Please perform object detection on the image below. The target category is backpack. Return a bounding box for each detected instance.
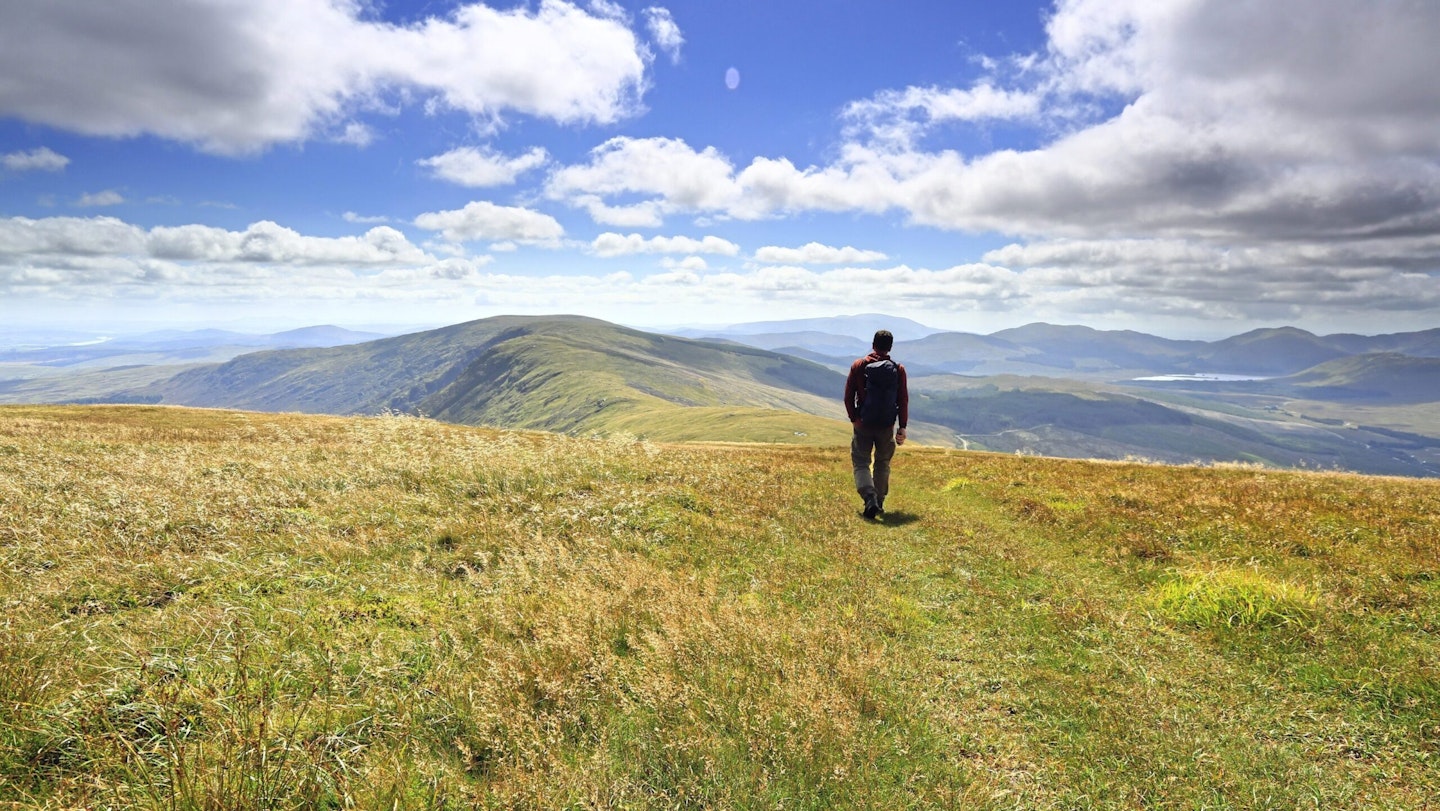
[858,358,899,427]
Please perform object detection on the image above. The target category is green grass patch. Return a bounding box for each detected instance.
[1147,568,1319,628]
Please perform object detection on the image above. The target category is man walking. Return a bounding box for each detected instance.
[844,329,909,519]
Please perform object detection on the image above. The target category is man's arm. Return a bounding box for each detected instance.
[843,359,863,424]
[895,364,909,444]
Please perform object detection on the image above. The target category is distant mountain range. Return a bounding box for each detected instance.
[671,313,944,341]
[120,325,389,350]
[1140,352,1440,404]
[2,314,1436,476]
[690,319,1440,380]
[0,325,387,368]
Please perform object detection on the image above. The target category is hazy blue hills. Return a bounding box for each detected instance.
[987,323,1206,370]
[1195,327,1351,376]
[698,331,872,359]
[673,313,944,341]
[674,315,945,368]
[1121,353,1440,405]
[980,324,1440,377]
[0,324,387,368]
[1323,327,1440,357]
[1172,353,1440,404]
[719,319,1440,381]
[915,383,1438,478]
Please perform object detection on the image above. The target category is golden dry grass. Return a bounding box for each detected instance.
[1,404,1437,809]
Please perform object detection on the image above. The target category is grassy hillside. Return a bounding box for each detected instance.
[2,405,1437,808]
[1286,353,1440,403]
[988,323,1203,373]
[0,363,188,404]
[1196,327,1348,375]
[1324,327,1440,357]
[142,315,860,446]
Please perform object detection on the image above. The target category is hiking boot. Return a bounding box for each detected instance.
[863,497,880,520]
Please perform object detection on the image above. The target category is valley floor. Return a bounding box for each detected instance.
[2,405,1437,808]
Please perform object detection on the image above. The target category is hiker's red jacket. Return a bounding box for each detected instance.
[844,351,909,429]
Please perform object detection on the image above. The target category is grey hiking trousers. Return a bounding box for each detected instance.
[851,423,897,505]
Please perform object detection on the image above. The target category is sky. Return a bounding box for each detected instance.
[2,0,1439,340]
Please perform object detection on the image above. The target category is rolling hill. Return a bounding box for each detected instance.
[1193,327,1350,376]
[1285,353,1440,402]
[137,315,864,445]
[988,323,1206,372]
[1323,327,1440,357]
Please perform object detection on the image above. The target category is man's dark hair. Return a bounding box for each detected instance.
[872,329,894,352]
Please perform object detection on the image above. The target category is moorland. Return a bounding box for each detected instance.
[1,405,1437,808]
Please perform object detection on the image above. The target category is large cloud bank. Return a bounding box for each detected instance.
[0,0,654,154]
[540,0,1440,323]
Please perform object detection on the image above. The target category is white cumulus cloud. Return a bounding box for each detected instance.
[753,242,887,265]
[414,200,565,244]
[644,7,684,63]
[548,137,909,223]
[590,232,739,257]
[0,216,146,257]
[147,222,430,265]
[659,256,708,272]
[419,146,550,187]
[77,191,126,207]
[0,214,518,315]
[2,147,70,172]
[0,216,432,267]
[547,137,742,222]
[843,84,1042,149]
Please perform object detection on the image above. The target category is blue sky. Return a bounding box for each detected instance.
[2,0,1439,339]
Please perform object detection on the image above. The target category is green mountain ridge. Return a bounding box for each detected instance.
[6,314,1438,476]
[140,315,862,445]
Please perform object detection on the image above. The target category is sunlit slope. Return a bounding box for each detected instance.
[1284,353,1440,403]
[2,405,1437,808]
[147,315,858,444]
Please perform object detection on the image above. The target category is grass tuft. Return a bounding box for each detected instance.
[1148,568,1319,628]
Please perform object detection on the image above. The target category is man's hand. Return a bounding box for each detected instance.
[853,419,863,431]
[895,427,907,446]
